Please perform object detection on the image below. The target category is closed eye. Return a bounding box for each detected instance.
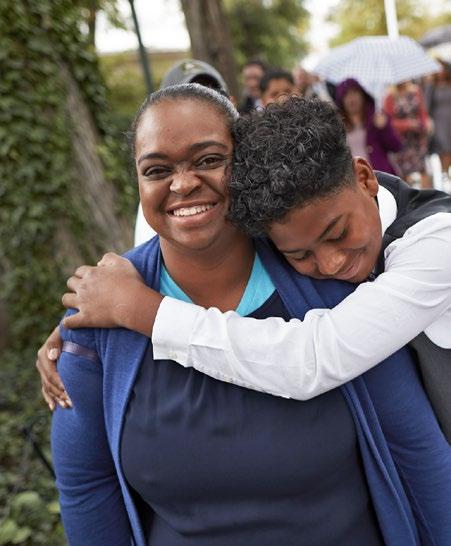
[328,228,348,242]
[293,250,312,261]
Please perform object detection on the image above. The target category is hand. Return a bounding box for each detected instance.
[408,118,422,131]
[36,326,72,411]
[61,253,146,330]
[373,112,387,128]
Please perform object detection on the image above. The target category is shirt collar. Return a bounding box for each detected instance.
[377,183,397,236]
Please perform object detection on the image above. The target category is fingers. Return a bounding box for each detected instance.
[41,386,55,412]
[66,275,81,292]
[47,325,63,348]
[62,292,79,309]
[73,264,95,278]
[62,312,86,330]
[97,252,121,267]
[37,358,72,410]
[36,326,72,410]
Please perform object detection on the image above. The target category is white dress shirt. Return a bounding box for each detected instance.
[152,185,451,400]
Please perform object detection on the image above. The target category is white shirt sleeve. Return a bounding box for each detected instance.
[152,213,451,400]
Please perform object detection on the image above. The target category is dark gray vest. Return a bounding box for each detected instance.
[376,172,451,442]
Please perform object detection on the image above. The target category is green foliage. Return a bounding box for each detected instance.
[224,0,310,69]
[0,347,65,545]
[99,49,189,132]
[0,1,135,542]
[329,0,451,46]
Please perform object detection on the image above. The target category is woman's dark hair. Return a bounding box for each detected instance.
[129,83,238,157]
[335,78,374,130]
[243,58,267,72]
[260,69,294,94]
[228,96,355,236]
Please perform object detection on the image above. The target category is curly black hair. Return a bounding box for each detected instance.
[228,96,355,236]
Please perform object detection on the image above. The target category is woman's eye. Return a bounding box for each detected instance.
[143,166,170,179]
[196,155,225,169]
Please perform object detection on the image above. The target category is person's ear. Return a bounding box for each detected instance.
[353,157,378,197]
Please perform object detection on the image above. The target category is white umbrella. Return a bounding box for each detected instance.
[313,35,441,109]
[420,25,451,49]
[427,43,451,63]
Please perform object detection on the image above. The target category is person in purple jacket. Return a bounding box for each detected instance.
[335,78,401,175]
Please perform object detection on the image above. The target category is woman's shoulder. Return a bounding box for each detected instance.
[58,236,161,350]
[123,235,160,281]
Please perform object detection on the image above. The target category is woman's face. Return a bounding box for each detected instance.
[135,99,235,252]
[342,87,364,117]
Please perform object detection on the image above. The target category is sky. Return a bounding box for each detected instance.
[95,0,446,69]
[95,0,341,68]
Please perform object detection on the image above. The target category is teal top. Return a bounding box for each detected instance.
[160,252,275,316]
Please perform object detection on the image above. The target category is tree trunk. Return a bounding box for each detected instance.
[60,61,132,269]
[87,3,97,47]
[180,0,239,99]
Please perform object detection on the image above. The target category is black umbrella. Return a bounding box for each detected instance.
[420,25,451,49]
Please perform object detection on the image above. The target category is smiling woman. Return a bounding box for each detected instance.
[135,96,235,254]
[48,88,451,545]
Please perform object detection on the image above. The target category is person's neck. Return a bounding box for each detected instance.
[160,231,255,312]
[350,113,364,128]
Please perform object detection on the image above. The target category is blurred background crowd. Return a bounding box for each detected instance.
[0,0,450,544]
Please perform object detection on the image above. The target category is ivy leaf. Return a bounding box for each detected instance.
[0,519,19,545]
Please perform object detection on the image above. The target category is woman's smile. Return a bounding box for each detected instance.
[167,201,222,227]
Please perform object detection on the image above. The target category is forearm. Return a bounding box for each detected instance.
[120,283,163,337]
[153,284,431,400]
[153,253,450,400]
[152,221,451,400]
[377,121,402,152]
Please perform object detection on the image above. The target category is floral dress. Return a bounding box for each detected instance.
[384,85,429,177]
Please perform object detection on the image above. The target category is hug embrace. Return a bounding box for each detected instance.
[40,86,451,545]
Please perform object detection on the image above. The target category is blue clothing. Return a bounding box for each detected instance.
[52,236,451,546]
[160,252,275,315]
[122,289,382,545]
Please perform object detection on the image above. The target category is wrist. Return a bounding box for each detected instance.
[123,283,163,336]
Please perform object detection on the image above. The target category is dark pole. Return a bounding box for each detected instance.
[128,0,153,93]
[22,424,55,478]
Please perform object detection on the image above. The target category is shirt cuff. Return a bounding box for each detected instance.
[152,296,202,366]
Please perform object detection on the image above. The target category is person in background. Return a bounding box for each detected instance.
[292,66,330,102]
[135,59,231,246]
[292,65,315,97]
[159,59,229,97]
[260,69,296,106]
[335,78,401,175]
[384,80,433,188]
[424,60,451,175]
[238,59,266,114]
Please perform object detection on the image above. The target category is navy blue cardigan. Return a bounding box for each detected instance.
[51,236,451,546]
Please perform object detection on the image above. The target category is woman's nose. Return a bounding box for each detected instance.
[169,169,202,195]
